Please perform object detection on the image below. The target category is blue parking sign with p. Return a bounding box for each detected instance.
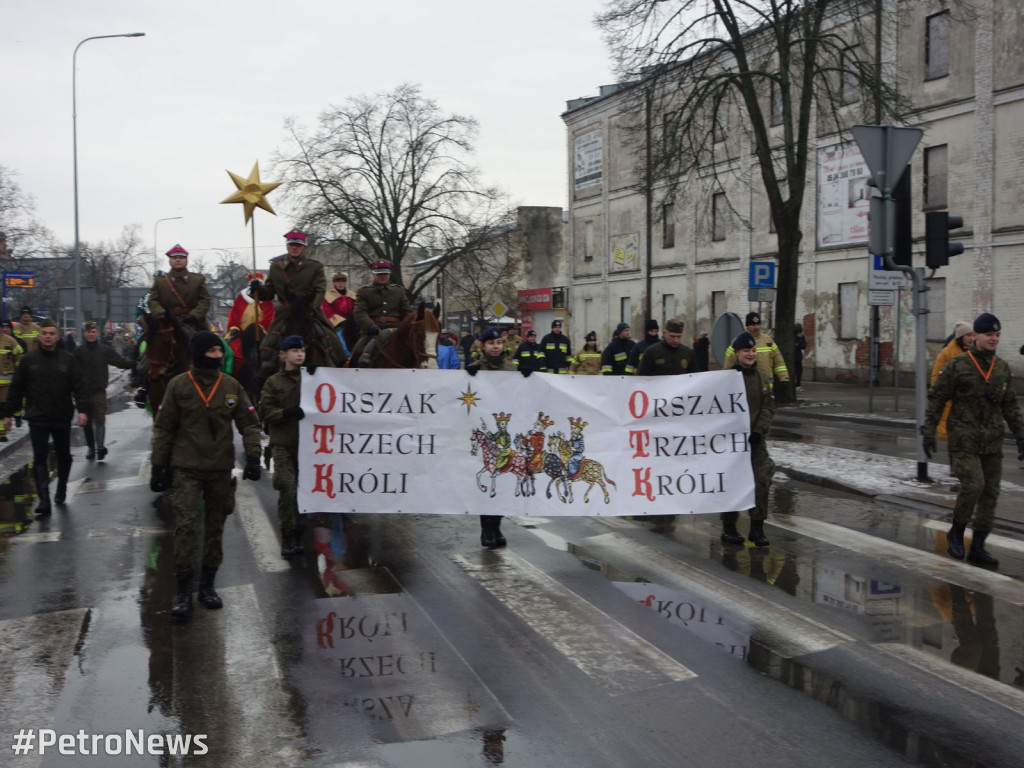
[749,261,775,288]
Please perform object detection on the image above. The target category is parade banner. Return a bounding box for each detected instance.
[298,368,756,516]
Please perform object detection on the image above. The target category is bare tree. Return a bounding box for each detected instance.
[0,164,56,259]
[275,83,502,300]
[83,225,150,323]
[597,0,913,400]
[444,217,523,334]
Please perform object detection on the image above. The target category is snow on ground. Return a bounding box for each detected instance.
[771,441,1024,499]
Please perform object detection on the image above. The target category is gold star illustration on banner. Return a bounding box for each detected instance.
[220,162,281,223]
[458,387,481,414]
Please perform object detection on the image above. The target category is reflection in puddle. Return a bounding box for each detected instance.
[0,464,38,543]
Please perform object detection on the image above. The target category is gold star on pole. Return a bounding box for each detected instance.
[220,162,281,223]
[458,386,481,414]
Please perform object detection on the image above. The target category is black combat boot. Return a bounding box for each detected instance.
[748,520,770,547]
[947,522,967,560]
[197,566,223,609]
[171,572,194,619]
[720,511,745,545]
[32,463,52,517]
[96,426,107,460]
[966,530,999,569]
[280,529,303,558]
[289,529,305,557]
[480,515,506,549]
[84,425,96,460]
[54,456,72,505]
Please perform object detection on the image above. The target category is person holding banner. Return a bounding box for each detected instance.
[721,331,776,547]
[150,331,263,619]
[466,327,526,548]
[259,335,308,558]
[512,329,546,374]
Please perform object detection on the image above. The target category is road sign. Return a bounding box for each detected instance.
[748,261,775,288]
[868,290,895,306]
[3,270,35,288]
[747,288,777,302]
[851,125,922,191]
[489,301,508,318]
[868,256,908,290]
[710,312,744,366]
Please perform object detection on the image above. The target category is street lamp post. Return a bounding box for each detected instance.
[73,32,145,331]
[153,216,183,278]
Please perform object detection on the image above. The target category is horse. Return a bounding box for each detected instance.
[512,434,537,497]
[355,302,440,369]
[548,433,616,504]
[469,428,531,498]
[232,322,266,409]
[539,432,573,503]
[140,312,190,414]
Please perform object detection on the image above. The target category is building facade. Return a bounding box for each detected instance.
[562,0,1024,382]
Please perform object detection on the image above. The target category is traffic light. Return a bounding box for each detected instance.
[867,165,912,269]
[925,211,964,268]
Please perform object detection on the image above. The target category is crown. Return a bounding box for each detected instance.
[536,412,555,430]
[568,416,588,430]
[493,412,512,428]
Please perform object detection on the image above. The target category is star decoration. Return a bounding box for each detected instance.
[220,162,282,224]
[458,386,481,414]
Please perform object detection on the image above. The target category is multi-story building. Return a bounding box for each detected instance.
[562,0,1024,382]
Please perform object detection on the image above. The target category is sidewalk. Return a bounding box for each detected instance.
[776,380,1024,533]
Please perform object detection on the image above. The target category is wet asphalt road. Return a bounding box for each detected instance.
[2,401,1024,767]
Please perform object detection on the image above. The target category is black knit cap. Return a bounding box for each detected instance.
[973,313,1001,334]
[585,331,596,341]
[645,318,659,332]
[190,330,223,368]
[745,312,761,327]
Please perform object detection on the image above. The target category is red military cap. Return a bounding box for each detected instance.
[166,244,188,258]
[284,230,307,245]
[371,262,393,274]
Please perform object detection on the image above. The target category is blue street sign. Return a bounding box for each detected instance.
[748,262,775,289]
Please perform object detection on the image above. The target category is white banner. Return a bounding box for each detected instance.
[298,369,756,516]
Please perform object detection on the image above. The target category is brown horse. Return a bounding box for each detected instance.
[140,312,190,413]
[354,302,440,369]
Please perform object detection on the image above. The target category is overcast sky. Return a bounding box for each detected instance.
[2,0,612,275]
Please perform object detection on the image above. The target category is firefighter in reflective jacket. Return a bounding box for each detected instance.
[513,330,546,373]
[541,319,572,374]
[601,322,635,375]
[571,331,601,374]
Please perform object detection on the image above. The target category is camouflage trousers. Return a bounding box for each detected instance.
[173,468,233,574]
[271,445,303,532]
[86,391,108,427]
[722,441,775,522]
[951,452,1002,532]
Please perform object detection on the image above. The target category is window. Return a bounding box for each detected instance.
[838,282,858,339]
[712,291,726,320]
[713,101,727,143]
[770,79,783,126]
[926,11,950,80]
[620,297,631,326]
[925,277,946,341]
[584,220,594,262]
[923,145,948,209]
[712,193,727,241]
[841,48,861,105]
[662,294,676,323]
[661,204,675,248]
[662,111,676,153]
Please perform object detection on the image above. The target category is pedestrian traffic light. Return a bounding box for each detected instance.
[925,211,964,268]
[892,167,912,267]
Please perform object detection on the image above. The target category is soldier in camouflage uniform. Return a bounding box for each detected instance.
[923,313,1024,568]
[349,261,413,366]
[258,335,308,558]
[721,331,776,547]
[150,331,263,619]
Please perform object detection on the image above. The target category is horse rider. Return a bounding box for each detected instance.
[147,245,211,333]
[321,271,355,356]
[250,230,347,375]
[349,261,413,366]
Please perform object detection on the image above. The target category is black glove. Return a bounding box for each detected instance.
[163,311,180,328]
[180,315,197,328]
[149,465,172,493]
[292,292,308,305]
[466,362,480,377]
[249,279,262,294]
[243,456,262,481]
[775,381,788,399]
[749,432,763,446]
[133,388,148,409]
[304,363,318,375]
[367,323,381,337]
[1017,438,1024,461]
[922,436,937,459]
[520,368,532,378]
[283,406,305,420]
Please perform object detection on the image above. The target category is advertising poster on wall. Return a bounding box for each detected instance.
[574,129,603,191]
[817,143,871,248]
